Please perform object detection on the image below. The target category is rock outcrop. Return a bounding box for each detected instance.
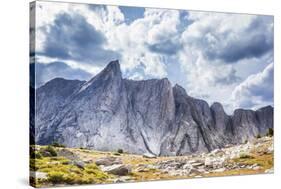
[33,60,274,156]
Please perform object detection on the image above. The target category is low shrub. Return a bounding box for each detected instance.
[117,149,123,154]
[47,171,66,184]
[30,151,42,159]
[45,145,57,157]
[51,142,65,148]
[85,163,99,174]
[239,153,253,159]
[32,148,110,186]
[35,152,42,159]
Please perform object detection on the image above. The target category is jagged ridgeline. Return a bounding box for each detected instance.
[33,60,273,156]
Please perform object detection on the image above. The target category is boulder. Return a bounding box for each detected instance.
[40,150,52,157]
[57,149,79,160]
[95,156,122,166]
[189,168,202,175]
[205,157,225,168]
[135,164,158,172]
[189,160,204,167]
[73,160,85,169]
[83,159,94,164]
[111,176,133,183]
[30,171,47,179]
[135,167,150,172]
[267,145,274,154]
[102,164,132,176]
[253,166,261,170]
[182,163,193,170]
[265,168,274,173]
[143,153,157,159]
[210,149,225,156]
[212,168,226,173]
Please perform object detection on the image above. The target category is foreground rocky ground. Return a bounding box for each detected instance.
[30,136,273,187]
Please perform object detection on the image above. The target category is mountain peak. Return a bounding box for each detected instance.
[173,84,188,96]
[77,60,122,93]
[103,60,121,74]
[94,59,122,81]
[35,60,273,156]
[211,102,224,111]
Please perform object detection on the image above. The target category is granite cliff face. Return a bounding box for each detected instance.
[33,60,273,156]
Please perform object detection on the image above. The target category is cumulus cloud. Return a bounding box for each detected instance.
[176,12,273,113]
[40,13,120,66]
[231,63,273,109]
[181,13,273,63]
[32,1,274,112]
[177,50,240,111]
[99,8,185,79]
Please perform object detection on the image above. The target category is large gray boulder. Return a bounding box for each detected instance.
[102,164,132,176]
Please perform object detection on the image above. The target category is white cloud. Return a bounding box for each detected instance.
[36,55,102,76]
[231,63,273,110]
[35,1,70,52]
[33,2,273,113]
[177,50,239,113]
[181,13,273,63]
[177,12,273,113]
[101,8,182,79]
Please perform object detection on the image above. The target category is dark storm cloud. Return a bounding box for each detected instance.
[41,13,120,65]
[205,16,273,63]
[31,62,92,88]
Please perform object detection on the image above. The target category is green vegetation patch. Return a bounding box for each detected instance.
[239,153,253,159]
[31,155,110,187]
[233,154,273,169]
[45,145,58,156]
[51,142,66,148]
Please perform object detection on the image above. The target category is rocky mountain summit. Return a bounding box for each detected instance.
[33,60,273,156]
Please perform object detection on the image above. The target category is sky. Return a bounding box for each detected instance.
[30,1,274,114]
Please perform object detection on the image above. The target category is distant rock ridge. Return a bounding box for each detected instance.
[33,60,274,156]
